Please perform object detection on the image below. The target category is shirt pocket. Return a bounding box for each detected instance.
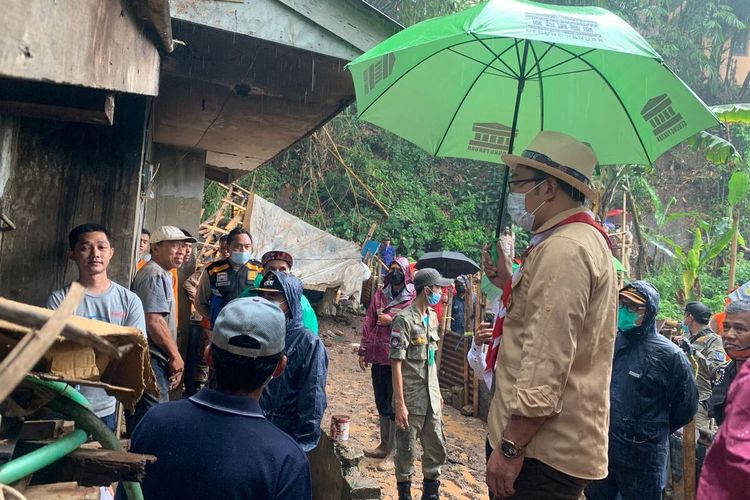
[407,343,427,360]
[506,273,525,322]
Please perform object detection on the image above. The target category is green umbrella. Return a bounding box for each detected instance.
[347,0,718,233]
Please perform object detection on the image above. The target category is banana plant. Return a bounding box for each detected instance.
[690,103,750,291]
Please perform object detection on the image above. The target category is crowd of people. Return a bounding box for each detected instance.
[42,129,750,500]
[360,130,749,500]
[47,223,328,498]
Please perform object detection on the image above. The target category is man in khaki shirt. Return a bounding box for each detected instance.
[483,131,617,499]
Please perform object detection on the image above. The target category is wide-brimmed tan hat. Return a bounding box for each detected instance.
[502,131,598,201]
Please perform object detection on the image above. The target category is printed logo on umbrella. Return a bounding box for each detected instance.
[468,123,516,156]
[363,54,396,94]
[525,12,603,43]
[641,94,687,142]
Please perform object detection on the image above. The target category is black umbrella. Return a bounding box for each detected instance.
[416,251,480,279]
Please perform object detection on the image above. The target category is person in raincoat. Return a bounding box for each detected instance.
[585,281,698,500]
[255,271,329,452]
[358,257,416,464]
[240,250,319,335]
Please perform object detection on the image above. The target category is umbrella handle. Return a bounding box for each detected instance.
[495,167,510,237]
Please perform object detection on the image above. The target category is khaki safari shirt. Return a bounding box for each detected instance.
[488,207,618,480]
[390,304,442,416]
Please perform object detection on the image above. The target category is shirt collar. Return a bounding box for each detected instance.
[189,388,265,418]
[533,207,589,234]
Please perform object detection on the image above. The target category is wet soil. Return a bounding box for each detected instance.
[319,313,490,500]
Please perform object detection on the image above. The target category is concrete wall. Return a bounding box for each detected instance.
[143,144,206,362]
[0,93,149,306]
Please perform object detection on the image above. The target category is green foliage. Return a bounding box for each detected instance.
[646,255,750,320]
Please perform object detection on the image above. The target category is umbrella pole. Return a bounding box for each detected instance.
[495,40,530,238]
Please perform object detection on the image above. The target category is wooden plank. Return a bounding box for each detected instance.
[0,283,86,403]
[24,447,156,487]
[18,420,70,441]
[683,420,696,500]
[0,93,114,126]
[0,297,122,359]
[0,0,160,95]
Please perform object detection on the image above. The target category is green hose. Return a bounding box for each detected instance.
[0,429,88,484]
[1,377,144,500]
[23,376,92,409]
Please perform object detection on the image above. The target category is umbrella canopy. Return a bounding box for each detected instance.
[348,0,719,234]
[416,251,480,279]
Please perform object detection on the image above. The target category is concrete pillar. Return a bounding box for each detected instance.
[0,94,149,306]
[143,144,206,238]
[143,144,207,374]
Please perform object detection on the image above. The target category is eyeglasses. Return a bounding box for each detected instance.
[620,301,646,313]
[507,177,547,186]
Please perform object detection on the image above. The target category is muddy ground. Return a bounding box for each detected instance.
[320,313,489,500]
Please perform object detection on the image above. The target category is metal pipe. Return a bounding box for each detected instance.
[0,429,88,484]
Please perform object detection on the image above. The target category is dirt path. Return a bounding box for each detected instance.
[320,314,490,500]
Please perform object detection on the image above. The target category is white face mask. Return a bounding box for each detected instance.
[506,179,547,231]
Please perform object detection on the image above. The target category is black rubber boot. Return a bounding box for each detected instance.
[397,481,412,500]
[421,479,440,500]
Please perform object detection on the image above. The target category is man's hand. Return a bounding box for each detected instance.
[376,313,393,326]
[483,241,512,289]
[168,353,185,390]
[358,355,369,372]
[486,447,524,498]
[395,402,409,430]
[475,322,494,345]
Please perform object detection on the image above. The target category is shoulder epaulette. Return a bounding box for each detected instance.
[207,261,231,274]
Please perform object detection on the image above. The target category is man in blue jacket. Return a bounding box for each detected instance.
[256,270,329,452]
[585,281,698,500]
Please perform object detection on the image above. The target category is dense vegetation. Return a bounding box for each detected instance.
[204,0,750,319]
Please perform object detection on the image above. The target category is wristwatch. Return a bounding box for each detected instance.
[500,436,525,459]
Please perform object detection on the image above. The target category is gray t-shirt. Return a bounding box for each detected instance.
[46,281,146,417]
[131,261,177,363]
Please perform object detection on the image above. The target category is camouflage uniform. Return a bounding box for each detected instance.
[390,304,447,483]
[688,328,727,431]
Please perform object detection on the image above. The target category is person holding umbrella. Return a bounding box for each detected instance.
[482,131,617,499]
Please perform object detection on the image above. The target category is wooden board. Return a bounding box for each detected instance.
[0,283,85,403]
[0,0,159,96]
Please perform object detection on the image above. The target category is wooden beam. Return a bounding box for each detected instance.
[23,446,156,487]
[0,0,160,95]
[682,420,696,500]
[0,284,86,404]
[0,79,115,126]
[0,297,122,360]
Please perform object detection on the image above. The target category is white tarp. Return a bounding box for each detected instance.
[247,194,367,300]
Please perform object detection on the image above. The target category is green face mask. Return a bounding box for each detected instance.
[618,305,641,332]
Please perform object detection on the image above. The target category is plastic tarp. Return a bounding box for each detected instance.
[247,194,367,300]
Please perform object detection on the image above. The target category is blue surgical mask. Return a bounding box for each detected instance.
[681,323,690,335]
[427,291,442,306]
[230,251,252,265]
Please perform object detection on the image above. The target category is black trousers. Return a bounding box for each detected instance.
[371,363,395,420]
[486,439,589,499]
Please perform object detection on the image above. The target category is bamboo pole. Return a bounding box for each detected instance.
[728,208,740,292]
[435,289,453,373]
[322,128,390,217]
[682,419,696,500]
